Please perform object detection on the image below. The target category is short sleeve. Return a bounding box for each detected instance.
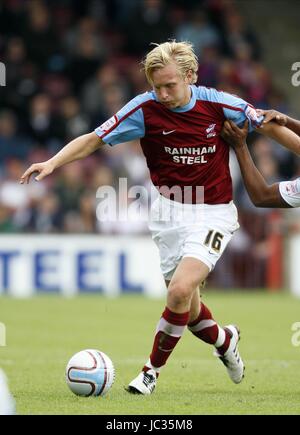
[196,86,264,132]
[94,93,152,146]
[220,93,263,132]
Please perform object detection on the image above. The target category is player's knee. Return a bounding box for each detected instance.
[168,281,193,306]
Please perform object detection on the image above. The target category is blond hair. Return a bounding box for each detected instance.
[142,40,198,84]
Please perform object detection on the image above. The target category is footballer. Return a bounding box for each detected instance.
[20,41,300,395]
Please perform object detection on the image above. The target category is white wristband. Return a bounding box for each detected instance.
[279,178,300,207]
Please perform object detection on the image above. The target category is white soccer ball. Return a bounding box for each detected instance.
[66,349,115,397]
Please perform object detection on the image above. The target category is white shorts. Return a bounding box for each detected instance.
[148,195,240,281]
[279,178,300,207]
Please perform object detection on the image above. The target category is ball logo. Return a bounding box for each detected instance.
[100,115,118,132]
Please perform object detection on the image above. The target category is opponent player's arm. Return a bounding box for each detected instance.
[221,120,290,208]
[285,117,300,136]
[257,109,300,136]
[255,120,300,156]
[214,89,300,155]
[20,132,104,184]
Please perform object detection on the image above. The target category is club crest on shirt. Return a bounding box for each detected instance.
[100,115,118,132]
[206,123,216,138]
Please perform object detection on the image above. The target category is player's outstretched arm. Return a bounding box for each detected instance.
[257,109,300,136]
[221,120,290,208]
[20,132,104,184]
[255,118,300,156]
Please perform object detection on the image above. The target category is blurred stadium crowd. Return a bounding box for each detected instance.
[1,0,300,287]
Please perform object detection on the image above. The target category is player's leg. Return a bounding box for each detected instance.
[185,285,245,384]
[166,257,209,312]
[188,283,201,323]
[180,202,245,383]
[187,279,244,384]
[127,257,209,395]
[188,290,231,352]
[184,279,206,319]
[167,279,201,324]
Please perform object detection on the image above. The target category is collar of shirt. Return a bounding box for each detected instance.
[152,85,197,113]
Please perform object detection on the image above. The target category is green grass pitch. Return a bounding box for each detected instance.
[1,291,300,415]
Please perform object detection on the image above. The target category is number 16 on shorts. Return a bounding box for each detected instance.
[204,230,224,253]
